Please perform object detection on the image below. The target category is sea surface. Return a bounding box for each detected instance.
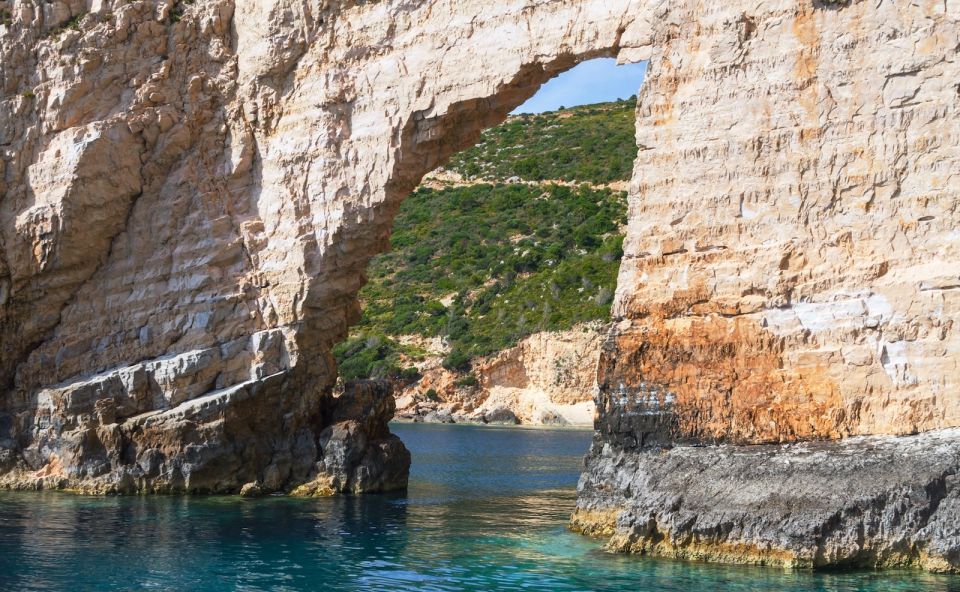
[0,422,958,591]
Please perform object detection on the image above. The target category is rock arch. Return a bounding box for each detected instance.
[1,0,959,570]
[0,0,651,493]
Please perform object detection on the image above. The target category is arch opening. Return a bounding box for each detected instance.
[331,58,648,430]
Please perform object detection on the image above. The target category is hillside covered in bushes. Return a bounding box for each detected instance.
[335,100,636,381]
[447,98,637,183]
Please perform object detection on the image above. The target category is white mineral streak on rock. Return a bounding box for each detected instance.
[606,0,960,444]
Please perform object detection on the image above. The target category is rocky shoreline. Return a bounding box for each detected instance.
[392,324,601,427]
[0,379,410,497]
[572,392,960,573]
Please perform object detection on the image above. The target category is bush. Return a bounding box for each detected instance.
[424,388,440,402]
[442,349,471,372]
[332,332,423,382]
[446,98,636,184]
[455,374,478,387]
[350,99,631,366]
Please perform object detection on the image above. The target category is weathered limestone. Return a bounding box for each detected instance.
[573,425,960,572]
[291,380,410,496]
[395,323,602,426]
[0,0,958,572]
[576,0,960,572]
[607,1,960,445]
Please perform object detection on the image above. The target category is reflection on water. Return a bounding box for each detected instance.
[0,423,957,591]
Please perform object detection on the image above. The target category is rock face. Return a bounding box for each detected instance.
[575,0,960,572]
[395,323,601,426]
[292,380,409,496]
[575,401,960,571]
[0,0,958,572]
[0,0,642,493]
[606,0,960,446]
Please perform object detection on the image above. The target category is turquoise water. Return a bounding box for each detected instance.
[0,423,958,591]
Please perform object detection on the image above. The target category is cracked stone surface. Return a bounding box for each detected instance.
[0,0,958,572]
[573,427,960,572]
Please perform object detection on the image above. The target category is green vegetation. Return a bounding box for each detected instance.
[355,182,626,361]
[46,12,86,38]
[331,333,423,382]
[446,99,637,185]
[455,374,479,388]
[335,99,637,380]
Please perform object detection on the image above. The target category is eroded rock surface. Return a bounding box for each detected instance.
[0,0,958,572]
[608,0,960,445]
[292,380,410,496]
[0,0,643,492]
[576,0,960,571]
[395,323,601,426]
[574,419,960,572]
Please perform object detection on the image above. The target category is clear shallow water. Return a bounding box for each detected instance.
[0,423,958,592]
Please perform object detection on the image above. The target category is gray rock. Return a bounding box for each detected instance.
[303,381,411,495]
[483,408,520,425]
[574,428,960,572]
[423,410,455,424]
[536,410,568,426]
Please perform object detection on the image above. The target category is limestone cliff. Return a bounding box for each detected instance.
[0,0,958,572]
[394,323,601,426]
[575,0,960,573]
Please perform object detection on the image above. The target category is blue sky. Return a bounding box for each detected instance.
[513,58,648,114]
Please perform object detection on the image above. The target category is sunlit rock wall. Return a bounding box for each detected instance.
[0,0,957,571]
[579,0,960,572]
[604,0,960,446]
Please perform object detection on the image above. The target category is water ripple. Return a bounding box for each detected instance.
[0,424,957,591]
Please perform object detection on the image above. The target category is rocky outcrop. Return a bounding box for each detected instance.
[574,399,960,572]
[395,323,601,426]
[575,0,960,571]
[0,0,642,493]
[1,0,958,571]
[607,0,960,446]
[292,380,409,496]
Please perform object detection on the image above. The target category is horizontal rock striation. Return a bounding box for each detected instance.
[577,0,960,571]
[0,0,647,492]
[0,0,958,572]
[608,0,960,447]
